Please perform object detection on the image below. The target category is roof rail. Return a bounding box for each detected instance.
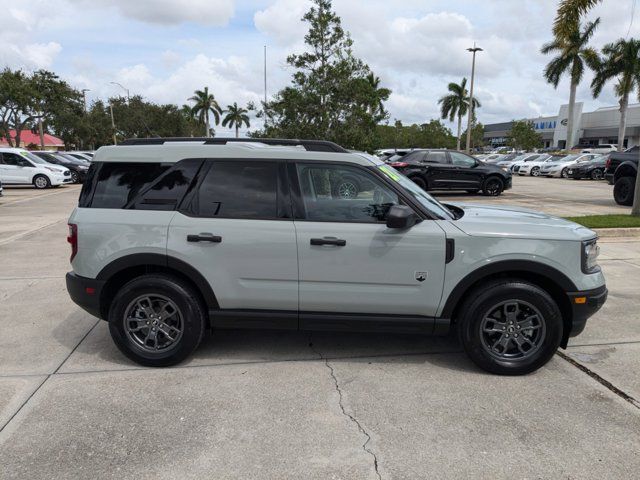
[118,137,349,153]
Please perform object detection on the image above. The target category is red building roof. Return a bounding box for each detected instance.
[0,130,64,147]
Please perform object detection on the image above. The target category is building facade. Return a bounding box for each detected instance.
[484,102,640,149]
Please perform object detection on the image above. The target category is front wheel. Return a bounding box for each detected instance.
[561,167,569,178]
[70,171,80,184]
[457,279,563,375]
[530,166,540,176]
[108,274,206,367]
[332,176,360,199]
[482,176,504,196]
[33,175,51,189]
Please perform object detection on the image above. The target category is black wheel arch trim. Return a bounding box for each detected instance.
[96,253,219,310]
[440,260,578,319]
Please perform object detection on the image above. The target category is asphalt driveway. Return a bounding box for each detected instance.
[1,179,639,479]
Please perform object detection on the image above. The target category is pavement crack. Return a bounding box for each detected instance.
[308,335,382,480]
[557,350,640,410]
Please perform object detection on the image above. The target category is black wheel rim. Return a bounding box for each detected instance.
[486,180,501,195]
[124,294,184,353]
[480,300,546,360]
[71,172,79,183]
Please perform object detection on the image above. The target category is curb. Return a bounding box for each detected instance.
[594,227,640,238]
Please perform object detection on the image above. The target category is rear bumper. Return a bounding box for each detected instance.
[567,285,608,338]
[66,272,106,319]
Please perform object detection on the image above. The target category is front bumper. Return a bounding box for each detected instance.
[566,285,608,338]
[503,176,513,190]
[66,272,106,319]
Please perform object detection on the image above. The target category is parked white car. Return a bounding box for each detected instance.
[511,154,552,174]
[582,144,617,154]
[518,156,562,176]
[0,148,72,188]
[539,154,600,178]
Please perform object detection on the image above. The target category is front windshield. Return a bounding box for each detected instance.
[378,164,454,220]
[557,154,579,163]
[19,151,48,164]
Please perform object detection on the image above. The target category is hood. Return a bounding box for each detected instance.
[445,203,596,241]
[44,163,68,173]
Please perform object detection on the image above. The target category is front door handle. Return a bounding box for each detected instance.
[310,237,346,246]
[187,233,222,243]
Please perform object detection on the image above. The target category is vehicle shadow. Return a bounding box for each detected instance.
[54,312,481,374]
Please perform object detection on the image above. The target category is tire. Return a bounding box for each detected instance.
[530,166,540,177]
[590,169,603,180]
[482,176,504,196]
[410,176,427,190]
[613,176,635,206]
[457,279,563,375]
[70,171,80,184]
[561,167,569,178]
[331,176,360,199]
[108,273,206,367]
[33,175,50,189]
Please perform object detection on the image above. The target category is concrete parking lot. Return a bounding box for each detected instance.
[1,177,639,479]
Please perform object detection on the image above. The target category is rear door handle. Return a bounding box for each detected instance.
[187,233,222,243]
[310,237,346,246]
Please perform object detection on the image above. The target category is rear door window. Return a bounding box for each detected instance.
[425,151,448,163]
[90,162,170,208]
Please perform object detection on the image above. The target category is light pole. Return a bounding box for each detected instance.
[263,45,268,129]
[81,89,90,113]
[465,43,483,153]
[109,102,117,145]
[110,81,130,102]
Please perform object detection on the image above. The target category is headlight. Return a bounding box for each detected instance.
[582,239,600,273]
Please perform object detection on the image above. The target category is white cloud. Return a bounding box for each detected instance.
[68,0,235,26]
[254,0,310,45]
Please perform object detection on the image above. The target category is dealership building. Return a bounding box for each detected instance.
[483,102,640,149]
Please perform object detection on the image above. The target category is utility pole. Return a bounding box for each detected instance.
[465,43,483,153]
[264,45,267,128]
[109,103,117,145]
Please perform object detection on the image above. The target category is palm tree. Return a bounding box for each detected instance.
[438,78,480,151]
[365,73,391,117]
[553,0,602,38]
[221,102,250,138]
[541,19,600,151]
[188,87,221,137]
[590,38,640,215]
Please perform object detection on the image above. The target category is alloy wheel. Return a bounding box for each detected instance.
[531,167,540,176]
[124,294,184,353]
[71,171,79,183]
[337,181,358,199]
[480,300,546,360]
[34,177,48,188]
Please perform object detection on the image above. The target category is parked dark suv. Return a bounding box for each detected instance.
[389,149,512,196]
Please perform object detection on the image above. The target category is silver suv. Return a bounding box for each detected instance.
[66,138,607,375]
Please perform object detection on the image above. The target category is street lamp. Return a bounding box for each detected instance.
[81,89,90,113]
[110,81,130,102]
[465,43,483,153]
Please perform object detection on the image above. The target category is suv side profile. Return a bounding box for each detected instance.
[389,149,512,196]
[66,138,606,375]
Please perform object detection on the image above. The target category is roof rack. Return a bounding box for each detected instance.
[118,137,349,153]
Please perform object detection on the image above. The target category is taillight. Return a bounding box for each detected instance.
[67,223,78,262]
[605,156,611,169]
[390,162,409,167]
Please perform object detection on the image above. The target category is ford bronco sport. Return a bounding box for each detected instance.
[66,138,607,375]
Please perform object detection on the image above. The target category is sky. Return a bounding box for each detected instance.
[2,0,639,137]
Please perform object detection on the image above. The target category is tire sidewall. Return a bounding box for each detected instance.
[482,176,504,196]
[108,275,205,367]
[459,282,562,375]
[614,177,634,206]
[33,175,50,189]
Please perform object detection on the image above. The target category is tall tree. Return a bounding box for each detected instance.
[541,19,600,150]
[591,38,640,216]
[553,0,602,38]
[259,0,390,151]
[507,120,542,151]
[438,78,480,151]
[222,102,250,138]
[188,87,221,137]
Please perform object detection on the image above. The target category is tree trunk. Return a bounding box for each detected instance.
[456,114,462,151]
[235,124,239,138]
[205,112,210,138]
[38,118,45,149]
[566,80,578,151]
[617,92,629,152]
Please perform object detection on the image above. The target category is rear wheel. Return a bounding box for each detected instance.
[482,176,504,196]
[457,279,563,375]
[590,168,603,180]
[613,176,635,206]
[33,175,50,189]
[108,274,206,367]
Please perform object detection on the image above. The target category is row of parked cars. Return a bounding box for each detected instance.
[477,152,607,180]
[0,148,94,192]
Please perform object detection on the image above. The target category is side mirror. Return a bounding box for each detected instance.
[386,205,419,229]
